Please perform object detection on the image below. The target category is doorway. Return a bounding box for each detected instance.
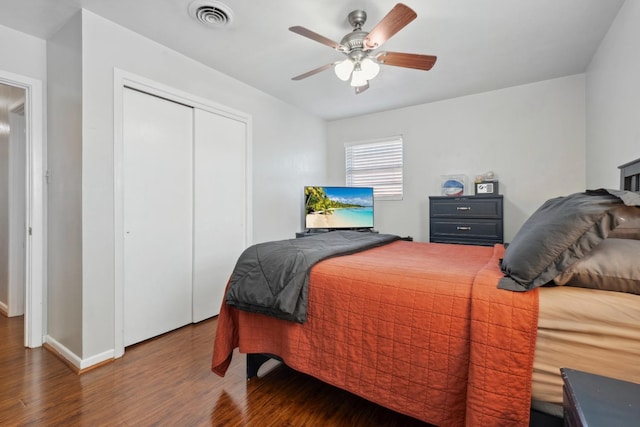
[0,83,26,318]
[0,71,45,348]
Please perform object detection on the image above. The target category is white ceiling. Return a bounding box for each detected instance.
[0,0,625,120]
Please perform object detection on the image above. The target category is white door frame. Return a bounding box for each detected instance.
[0,70,46,348]
[113,69,252,358]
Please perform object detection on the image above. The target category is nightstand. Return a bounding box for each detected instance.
[428,195,503,246]
[561,368,640,427]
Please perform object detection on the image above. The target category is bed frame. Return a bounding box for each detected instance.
[620,157,640,192]
[247,353,280,378]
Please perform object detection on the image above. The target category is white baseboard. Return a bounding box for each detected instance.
[81,348,115,370]
[0,299,24,317]
[45,335,115,371]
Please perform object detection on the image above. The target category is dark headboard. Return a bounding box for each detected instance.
[619,158,640,192]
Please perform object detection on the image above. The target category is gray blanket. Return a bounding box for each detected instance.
[225,230,400,323]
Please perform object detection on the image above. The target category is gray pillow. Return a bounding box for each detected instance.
[553,238,640,295]
[499,190,640,291]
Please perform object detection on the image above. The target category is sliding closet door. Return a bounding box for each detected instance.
[193,109,247,322]
[123,88,193,346]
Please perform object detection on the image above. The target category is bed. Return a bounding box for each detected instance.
[212,159,640,426]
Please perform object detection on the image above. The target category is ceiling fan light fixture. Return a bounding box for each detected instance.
[289,4,435,93]
[350,64,368,87]
[334,59,354,81]
[360,58,380,80]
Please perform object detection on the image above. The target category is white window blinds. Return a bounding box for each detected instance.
[345,136,403,200]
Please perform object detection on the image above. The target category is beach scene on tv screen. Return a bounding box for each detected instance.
[305,186,373,229]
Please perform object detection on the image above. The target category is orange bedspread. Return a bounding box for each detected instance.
[212,241,538,426]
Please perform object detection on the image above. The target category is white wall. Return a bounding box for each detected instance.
[71,11,326,361]
[46,13,83,356]
[328,75,586,242]
[586,0,640,188]
[0,25,47,82]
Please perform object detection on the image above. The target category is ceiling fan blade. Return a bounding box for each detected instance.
[364,3,417,50]
[377,52,437,70]
[355,82,370,94]
[291,63,335,81]
[289,26,346,51]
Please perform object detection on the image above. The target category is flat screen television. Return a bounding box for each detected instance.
[304,186,374,230]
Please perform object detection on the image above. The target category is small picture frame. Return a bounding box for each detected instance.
[441,175,466,197]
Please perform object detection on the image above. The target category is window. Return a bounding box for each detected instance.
[345,136,403,200]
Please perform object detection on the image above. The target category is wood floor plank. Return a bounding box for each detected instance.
[0,315,430,426]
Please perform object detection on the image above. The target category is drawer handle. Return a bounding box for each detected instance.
[457,226,472,231]
[456,206,471,211]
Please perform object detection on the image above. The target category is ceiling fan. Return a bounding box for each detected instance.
[289,3,437,94]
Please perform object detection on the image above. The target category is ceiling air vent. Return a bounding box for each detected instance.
[188,0,234,28]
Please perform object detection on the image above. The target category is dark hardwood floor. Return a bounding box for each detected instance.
[0,314,431,426]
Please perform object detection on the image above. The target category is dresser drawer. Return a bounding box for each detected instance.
[429,196,502,219]
[430,218,503,245]
[429,195,504,246]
